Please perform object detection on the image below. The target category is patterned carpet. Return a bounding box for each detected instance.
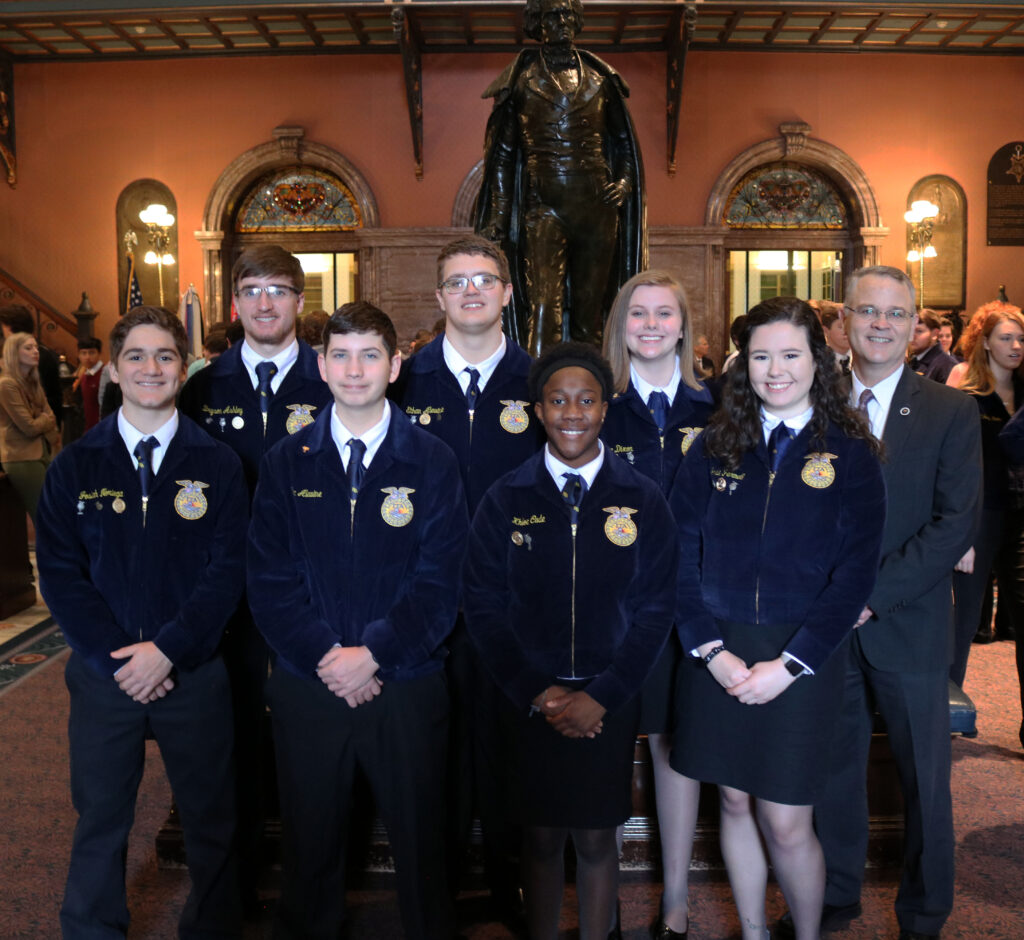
[0,635,1021,938]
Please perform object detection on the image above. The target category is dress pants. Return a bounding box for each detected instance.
[61,653,239,940]
[816,634,954,937]
[267,666,452,940]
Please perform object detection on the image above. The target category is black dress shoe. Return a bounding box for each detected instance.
[898,930,939,939]
[973,630,996,644]
[775,901,862,938]
[652,920,687,939]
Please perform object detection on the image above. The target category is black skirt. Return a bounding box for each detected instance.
[637,634,682,735]
[671,620,849,806]
[498,682,641,829]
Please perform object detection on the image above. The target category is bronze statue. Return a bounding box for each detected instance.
[475,0,646,355]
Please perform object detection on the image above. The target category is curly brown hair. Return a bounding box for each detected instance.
[703,296,880,470]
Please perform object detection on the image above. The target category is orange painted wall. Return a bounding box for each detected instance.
[3,47,1023,345]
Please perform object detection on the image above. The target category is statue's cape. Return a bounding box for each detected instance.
[474,48,648,347]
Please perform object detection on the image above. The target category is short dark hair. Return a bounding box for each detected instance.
[0,304,35,335]
[436,235,510,286]
[225,319,246,346]
[918,308,942,332]
[203,332,229,355]
[232,245,305,294]
[297,309,330,347]
[110,306,188,363]
[77,337,102,352]
[323,301,397,358]
[529,341,613,403]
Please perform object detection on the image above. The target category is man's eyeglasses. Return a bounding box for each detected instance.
[843,305,913,322]
[439,274,503,294]
[236,285,300,301]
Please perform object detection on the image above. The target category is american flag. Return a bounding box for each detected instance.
[125,251,144,313]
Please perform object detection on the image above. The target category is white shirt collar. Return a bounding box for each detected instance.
[630,357,682,406]
[330,402,391,471]
[851,364,904,440]
[118,408,179,475]
[544,440,605,493]
[760,405,814,443]
[86,360,104,376]
[240,338,299,393]
[442,334,506,395]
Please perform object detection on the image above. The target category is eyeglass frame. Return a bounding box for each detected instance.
[842,304,915,323]
[437,273,506,295]
[235,285,301,301]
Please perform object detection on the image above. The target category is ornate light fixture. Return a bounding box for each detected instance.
[905,199,939,309]
[139,203,176,306]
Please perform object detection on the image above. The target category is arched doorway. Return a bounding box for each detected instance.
[706,122,888,334]
[197,126,379,325]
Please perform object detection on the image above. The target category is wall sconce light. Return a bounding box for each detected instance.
[905,199,939,309]
[139,203,176,306]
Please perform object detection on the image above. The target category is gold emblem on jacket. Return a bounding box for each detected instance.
[801,453,838,489]
[174,480,210,519]
[499,400,530,434]
[285,404,317,434]
[679,426,703,455]
[603,506,638,547]
[381,487,415,527]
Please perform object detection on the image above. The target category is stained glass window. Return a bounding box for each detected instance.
[235,167,362,232]
[725,164,847,229]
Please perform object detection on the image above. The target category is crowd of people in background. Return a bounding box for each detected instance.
[1,243,1022,940]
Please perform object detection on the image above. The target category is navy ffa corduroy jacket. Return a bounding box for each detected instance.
[247,401,469,681]
[390,334,544,515]
[36,413,248,677]
[600,379,714,494]
[670,421,886,672]
[179,339,332,497]
[463,449,676,713]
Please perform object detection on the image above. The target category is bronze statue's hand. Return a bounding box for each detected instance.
[601,179,629,207]
[480,224,506,243]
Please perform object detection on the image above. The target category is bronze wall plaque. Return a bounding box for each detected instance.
[987,142,1024,246]
[906,175,966,310]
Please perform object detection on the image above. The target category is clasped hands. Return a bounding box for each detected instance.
[532,685,606,739]
[697,644,795,707]
[317,645,381,708]
[111,641,174,703]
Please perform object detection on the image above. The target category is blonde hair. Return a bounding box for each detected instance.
[1,332,43,401]
[602,270,701,395]
[958,303,1024,396]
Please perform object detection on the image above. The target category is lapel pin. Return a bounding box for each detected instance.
[900,406,910,416]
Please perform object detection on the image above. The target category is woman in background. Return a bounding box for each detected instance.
[948,302,1024,681]
[601,270,713,939]
[0,332,61,521]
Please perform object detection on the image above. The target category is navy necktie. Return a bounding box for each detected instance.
[768,423,794,473]
[465,367,481,412]
[560,472,587,526]
[256,360,277,417]
[133,436,157,500]
[648,390,669,432]
[347,438,366,499]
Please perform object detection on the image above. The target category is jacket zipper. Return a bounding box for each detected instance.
[755,470,776,623]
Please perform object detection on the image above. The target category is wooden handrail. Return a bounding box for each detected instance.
[0,265,81,360]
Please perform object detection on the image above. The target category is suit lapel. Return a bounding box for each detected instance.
[880,367,919,464]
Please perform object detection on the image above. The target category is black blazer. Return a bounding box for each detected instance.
[856,368,981,673]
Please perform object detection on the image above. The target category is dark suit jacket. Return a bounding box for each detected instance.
[856,367,981,673]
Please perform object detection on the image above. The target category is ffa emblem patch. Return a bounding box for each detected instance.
[174,480,210,520]
[801,453,838,489]
[603,506,638,547]
[679,427,703,455]
[285,404,316,434]
[380,487,415,527]
[499,400,530,434]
